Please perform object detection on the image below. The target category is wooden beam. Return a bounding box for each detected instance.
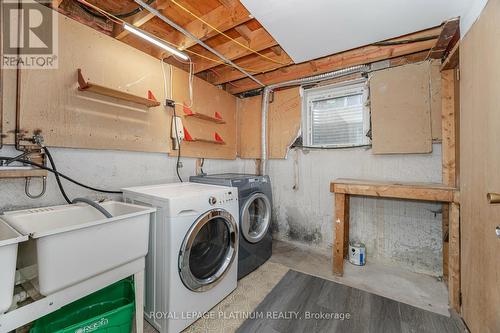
[330,179,457,203]
[442,69,457,186]
[51,0,64,8]
[169,3,252,50]
[191,27,278,73]
[113,0,169,40]
[441,42,460,71]
[449,202,460,312]
[226,26,442,94]
[209,48,425,86]
[333,193,349,276]
[205,47,291,84]
[234,25,253,43]
[427,18,460,59]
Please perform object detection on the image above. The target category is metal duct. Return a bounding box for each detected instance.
[260,65,370,175]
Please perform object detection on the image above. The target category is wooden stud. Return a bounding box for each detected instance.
[441,42,459,71]
[333,193,349,276]
[0,169,47,179]
[449,202,460,312]
[195,158,203,175]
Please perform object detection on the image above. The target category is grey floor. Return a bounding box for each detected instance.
[237,270,464,333]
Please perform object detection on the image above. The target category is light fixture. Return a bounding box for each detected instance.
[123,23,189,61]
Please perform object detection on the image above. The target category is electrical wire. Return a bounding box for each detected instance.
[0,157,123,194]
[170,0,292,67]
[77,0,155,19]
[373,35,439,46]
[76,0,263,75]
[161,58,183,182]
[43,146,72,204]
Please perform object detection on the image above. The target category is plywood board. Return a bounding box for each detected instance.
[460,0,500,330]
[9,6,237,159]
[268,87,302,158]
[237,95,261,158]
[237,87,301,159]
[170,67,237,160]
[18,12,170,153]
[370,62,433,154]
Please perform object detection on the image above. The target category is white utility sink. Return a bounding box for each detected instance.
[0,218,28,314]
[2,201,155,296]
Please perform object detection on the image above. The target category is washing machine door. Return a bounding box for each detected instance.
[241,192,271,243]
[179,209,238,292]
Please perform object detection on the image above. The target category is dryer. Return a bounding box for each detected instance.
[122,182,239,333]
[190,174,272,279]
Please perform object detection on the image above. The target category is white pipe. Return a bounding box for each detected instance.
[259,65,370,175]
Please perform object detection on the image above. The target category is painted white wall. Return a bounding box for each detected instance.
[241,0,469,63]
[0,145,254,212]
[460,0,489,36]
[268,144,443,276]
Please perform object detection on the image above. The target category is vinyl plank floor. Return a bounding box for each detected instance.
[237,270,462,333]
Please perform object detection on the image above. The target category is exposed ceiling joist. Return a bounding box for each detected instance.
[206,46,290,84]
[225,26,442,94]
[168,2,252,50]
[113,0,169,40]
[191,27,279,73]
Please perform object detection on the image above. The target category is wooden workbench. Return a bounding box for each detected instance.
[330,178,460,309]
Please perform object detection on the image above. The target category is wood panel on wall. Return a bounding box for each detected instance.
[5,4,238,159]
[370,61,433,154]
[459,0,500,331]
[170,67,237,160]
[19,9,170,153]
[237,87,301,159]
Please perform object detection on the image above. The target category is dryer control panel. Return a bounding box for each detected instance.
[209,191,237,206]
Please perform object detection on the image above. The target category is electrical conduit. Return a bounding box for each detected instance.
[260,65,370,175]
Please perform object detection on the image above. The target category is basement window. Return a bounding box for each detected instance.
[302,80,370,148]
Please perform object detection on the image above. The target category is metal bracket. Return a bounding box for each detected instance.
[25,176,47,199]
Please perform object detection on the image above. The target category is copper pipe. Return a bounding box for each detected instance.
[487,193,500,204]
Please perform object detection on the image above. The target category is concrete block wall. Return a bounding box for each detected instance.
[0,145,254,212]
[268,144,443,276]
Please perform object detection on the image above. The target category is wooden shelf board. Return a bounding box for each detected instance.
[330,178,458,203]
[187,138,225,145]
[185,112,226,124]
[0,169,48,179]
[77,69,160,108]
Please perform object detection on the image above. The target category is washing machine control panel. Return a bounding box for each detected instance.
[209,191,237,205]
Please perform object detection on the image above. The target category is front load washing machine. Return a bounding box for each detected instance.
[122,182,239,333]
[190,174,272,279]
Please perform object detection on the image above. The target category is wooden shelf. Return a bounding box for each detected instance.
[183,127,225,145]
[183,106,226,124]
[77,69,160,108]
[330,178,458,203]
[187,138,226,145]
[185,112,226,124]
[0,168,47,179]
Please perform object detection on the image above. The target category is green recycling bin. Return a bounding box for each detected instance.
[30,279,135,333]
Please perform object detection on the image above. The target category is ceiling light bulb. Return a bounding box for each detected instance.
[123,23,189,61]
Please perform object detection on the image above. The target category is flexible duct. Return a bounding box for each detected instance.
[72,198,113,218]
[259,65,370,175]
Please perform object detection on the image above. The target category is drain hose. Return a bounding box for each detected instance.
[72,198,113,218]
